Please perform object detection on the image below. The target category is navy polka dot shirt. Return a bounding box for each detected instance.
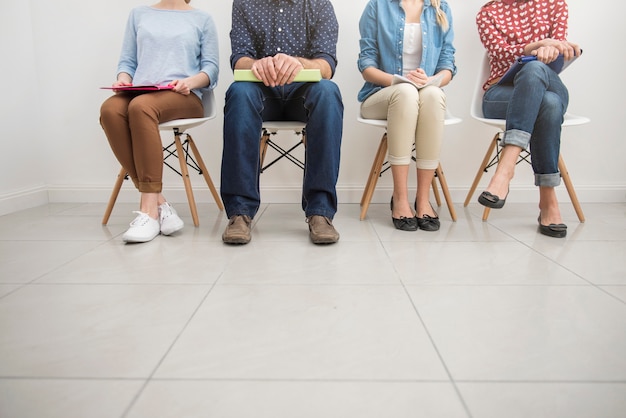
[230,0,339,75]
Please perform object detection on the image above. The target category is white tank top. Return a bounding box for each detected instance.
[402,23,423,76]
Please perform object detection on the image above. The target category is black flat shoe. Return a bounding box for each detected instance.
[478,190,508,209]
[414,201,440,231]
[538,214,567,238]
[391,198,418,231]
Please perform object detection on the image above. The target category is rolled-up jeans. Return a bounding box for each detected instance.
[483,60,569,187]
[220,80,344,219]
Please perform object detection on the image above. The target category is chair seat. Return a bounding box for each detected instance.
[474,112,590,129]
[159,116,212,131]
[262,121,307,132]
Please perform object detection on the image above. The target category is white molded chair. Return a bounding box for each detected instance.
[102,89,224,227]
[357,110,462,221]
[464,53,589,222]
[259,121,307,172]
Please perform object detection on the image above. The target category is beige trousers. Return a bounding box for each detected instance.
[360,83,446,169]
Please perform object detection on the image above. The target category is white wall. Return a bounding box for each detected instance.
[1,0,624,215]
[0,1,47,214]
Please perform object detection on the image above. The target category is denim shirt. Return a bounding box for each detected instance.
[357,0,456,102]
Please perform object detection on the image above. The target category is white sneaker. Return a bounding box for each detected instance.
[122,211,160,243]
[159,202,184,235]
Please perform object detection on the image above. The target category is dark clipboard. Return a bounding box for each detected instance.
[498,52,582,85]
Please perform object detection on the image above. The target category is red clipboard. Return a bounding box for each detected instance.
[100,85,174,91]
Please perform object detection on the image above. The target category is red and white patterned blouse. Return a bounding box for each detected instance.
[476,0,569,89]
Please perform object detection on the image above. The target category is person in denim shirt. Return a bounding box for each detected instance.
[220,0,343,245]
[358,0,456,231]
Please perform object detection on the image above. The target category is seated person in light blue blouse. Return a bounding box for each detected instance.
[358,0,456,232]
[100,0,219,244]
[220,0,344,245]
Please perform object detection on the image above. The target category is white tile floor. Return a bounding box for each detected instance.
[0,200,625,418]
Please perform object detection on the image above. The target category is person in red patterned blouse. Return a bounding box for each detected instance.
[475,0,581,238]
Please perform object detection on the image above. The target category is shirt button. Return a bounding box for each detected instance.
[279,8,283,12]
[278,28,282,32]
[277,47,281,52]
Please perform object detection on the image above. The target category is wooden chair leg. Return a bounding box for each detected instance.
[174,134,200,227]
[360,134,388,220]
[431,177,442,207]
[464,132,500,207]
[186,134,224,211]
[260,130,270,168]
[482,206,491,221]
[102,167,127,225]
[558,154,585,223]
[435,163,457,222]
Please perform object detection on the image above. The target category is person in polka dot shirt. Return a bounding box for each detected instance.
[221,0,344,245]
[475,0,581,238]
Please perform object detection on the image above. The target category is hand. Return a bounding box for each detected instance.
[251,54,304,87]
[112,80,132,93]
[532,39,581,62]
[272,53,304,86]
[251,56,279,87]
[169,79,192,95]
[532,45,561,64]
[405,68,428,86]
[562,41,582,61]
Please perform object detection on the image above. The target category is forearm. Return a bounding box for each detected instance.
[362,67,393,87]
[116,72,133,84]
[234,57,256,70]
[185,72,211,90]
[296,57,332,80]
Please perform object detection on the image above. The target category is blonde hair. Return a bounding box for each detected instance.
[431,0,449,32]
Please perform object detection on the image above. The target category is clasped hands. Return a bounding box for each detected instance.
[531,39,582,63]
[251,53,304,87]
[403,68,433,87]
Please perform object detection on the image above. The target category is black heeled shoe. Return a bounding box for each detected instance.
[538,214,567,238]
[478,189,509,209]
[390,198,418,231]
[414,201,440,232]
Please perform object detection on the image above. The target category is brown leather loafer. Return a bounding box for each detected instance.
[306,215,339,244]
[222,215,252,244]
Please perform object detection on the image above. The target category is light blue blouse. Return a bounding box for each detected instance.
[357,0,456,102]
[117,6,219,98]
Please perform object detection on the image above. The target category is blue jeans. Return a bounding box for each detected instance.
[221,80,343,219]
[483,60,569,187]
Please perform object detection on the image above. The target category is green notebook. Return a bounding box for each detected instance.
[233,69,322,82]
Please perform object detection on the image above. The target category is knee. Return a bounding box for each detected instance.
[390,83,419,108]
[100,97,121,121]
[519,60,551,84]
[541,92,566,119]
[418,86,446,109]
[226,82,260,102]
[308,80,343,106]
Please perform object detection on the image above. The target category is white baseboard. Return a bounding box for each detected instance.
[0,186,48,216]
[1,184,625,216]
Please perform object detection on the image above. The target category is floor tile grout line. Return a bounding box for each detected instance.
[377,241,475,418]
[513,233,626,307]
[119,277,223,418]
[2,376,625,384]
